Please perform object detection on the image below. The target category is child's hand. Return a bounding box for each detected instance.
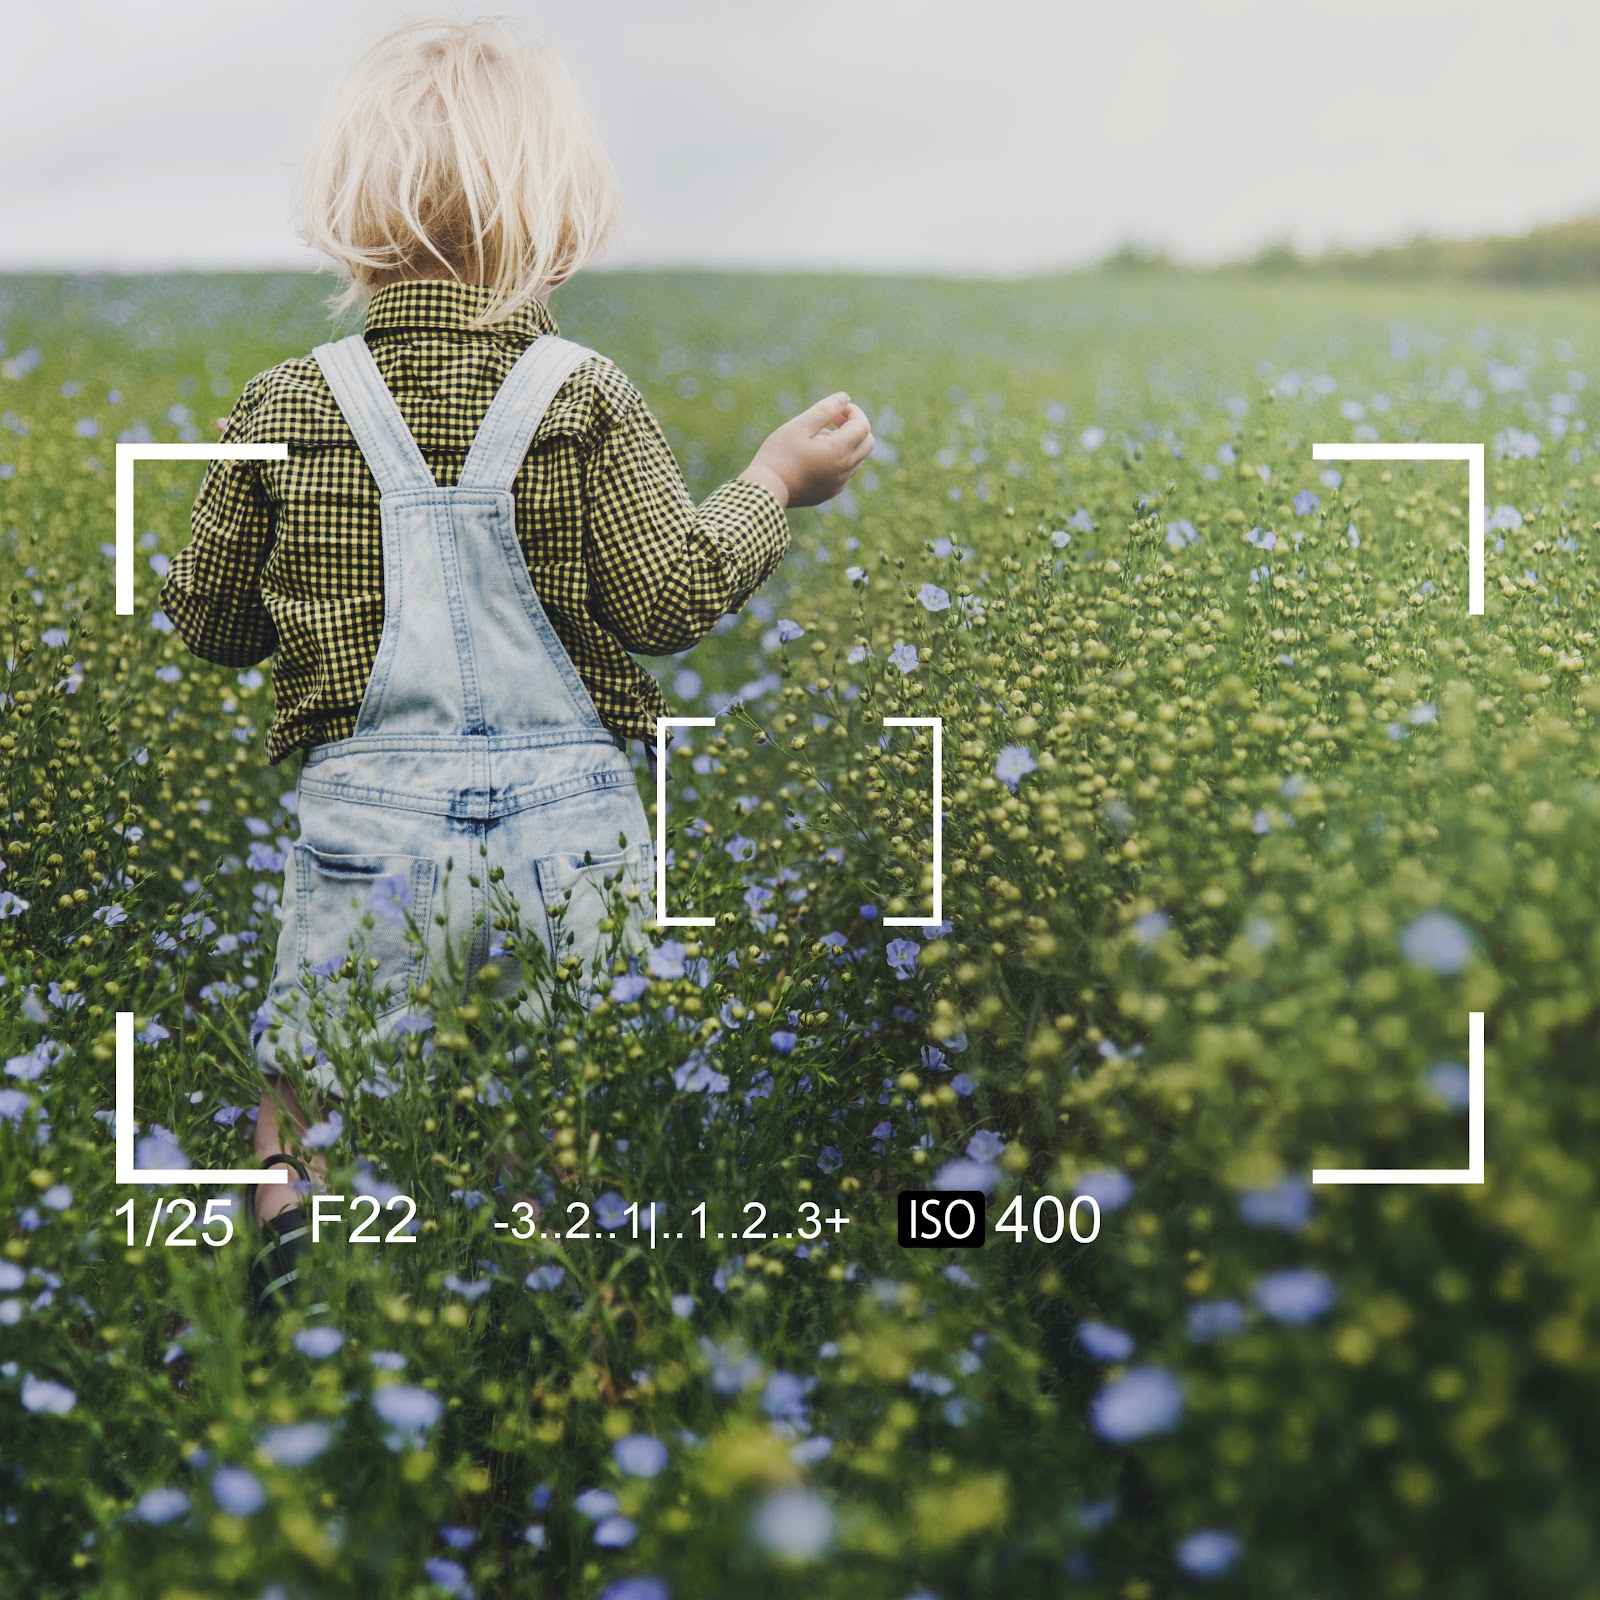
[741,391,874,510]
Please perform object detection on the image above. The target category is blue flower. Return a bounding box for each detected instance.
[965,1129,1005,1164]
[776,618,805,641]
[134,1126,187,1172]
[134,1487,189,1525]
[1292,488,1320,515]
[609,974,649,1003]
[1237,1175,1312,1232]
[673,1050,728,1094]
[6,1049,48,1083]
[1253,1267,1335,1325]
[423,1558,471,1596]
[761,1370,814,1423]
[1185,1298,1246,1341]
[613,1434,669,1478]
[41,628,68,648]
[648,941,687,980]
[1400,910,1474,974]
[93,904,128,926]
[47,980,84,1011]
[931,1158,999,1194]
[211,1467,266,1517]
[888,641,920,674]
[575,1487,620,1519]
[599,1580,668,1600]
[1077,1320,1135,1361]
[916,583,950,611]
[247,840,286,873]
[302,1112,343,1150]
[20,1374,76,1414]
[886,938,920,978]
[770,1030,797,1055]
[595,1192,629,1231]
[817,1145,843,1174]
[1074,1169,1134,1212]
[525,1265,566,1291]
[259,1422,332,1466]
[750,1488,834,1559]
[293,1325,345,1359]
[1089,1366,1183,1442]
[1425,1060,1471,1110]
[1177,1529,1242,1577]
[372,1383,443,1438]
[1130,910,1170,948]
[595,1515,637,1548]
[994,744,1037,788]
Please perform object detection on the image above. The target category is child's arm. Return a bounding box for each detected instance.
[583,382,872,656]
[159,375,278,667]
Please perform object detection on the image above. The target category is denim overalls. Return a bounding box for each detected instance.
[254,330,656,1103]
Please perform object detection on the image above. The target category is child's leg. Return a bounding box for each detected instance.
[252,1074,331,1224]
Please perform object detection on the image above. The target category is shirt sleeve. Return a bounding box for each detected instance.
[158,372,279,668]
[581,385,790,656]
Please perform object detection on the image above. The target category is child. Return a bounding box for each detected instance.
[158,15,874,1315]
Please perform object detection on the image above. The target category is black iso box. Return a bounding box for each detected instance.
[897,1189,987,1248]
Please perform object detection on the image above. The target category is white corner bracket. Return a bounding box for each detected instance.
[115,441,296,1186]
[115,1012,295,1186]
[654,715,716,927]
[1312,1012,1485,1185]
[115,442,288,615]
[879,716,944,928]
[1310,442,1484,615]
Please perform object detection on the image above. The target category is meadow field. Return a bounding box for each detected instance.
[3,265,1599,1598]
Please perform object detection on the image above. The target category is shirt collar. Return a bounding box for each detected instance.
[362,278,559,344]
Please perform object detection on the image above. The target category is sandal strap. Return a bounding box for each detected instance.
[257,1153,310,1182]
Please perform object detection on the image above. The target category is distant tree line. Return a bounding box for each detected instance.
[1091,214,1600,283]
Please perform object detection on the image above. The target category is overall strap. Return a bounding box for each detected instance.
[309,336,437,495]
[456,334,599,493]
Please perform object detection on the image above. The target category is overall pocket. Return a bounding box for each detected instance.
[535,836,655,985]
[290,844,438,1018]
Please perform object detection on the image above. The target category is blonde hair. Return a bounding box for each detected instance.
[292,14,622,330]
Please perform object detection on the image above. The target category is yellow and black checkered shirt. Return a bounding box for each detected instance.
[160,277,790,765]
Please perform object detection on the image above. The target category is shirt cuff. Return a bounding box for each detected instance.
[699,477,790,607]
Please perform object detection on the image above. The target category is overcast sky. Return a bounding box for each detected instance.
[6,0,1600,277]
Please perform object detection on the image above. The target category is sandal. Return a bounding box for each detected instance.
[247,1154,332,1320]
